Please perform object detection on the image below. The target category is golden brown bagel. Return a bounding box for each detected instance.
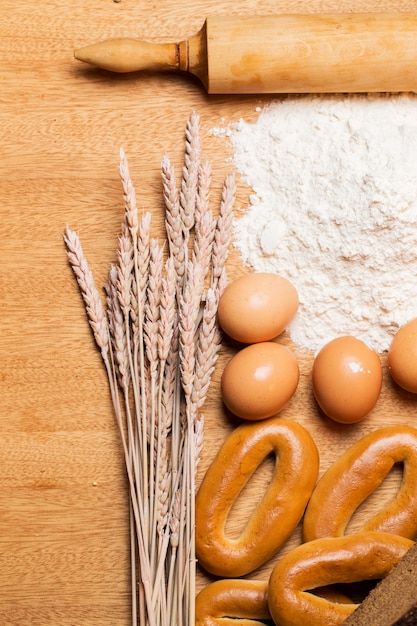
[195,418,319,577]
[195,579,270,626]
[303,425,417,542]
[268,531,414,626]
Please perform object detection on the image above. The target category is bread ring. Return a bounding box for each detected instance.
[194,578,352,626]
[268,531,415,626]
[195,579,270,626]
[195,417,319,577]
[303,425,417,542]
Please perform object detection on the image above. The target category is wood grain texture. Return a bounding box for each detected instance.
[1,0,417,623]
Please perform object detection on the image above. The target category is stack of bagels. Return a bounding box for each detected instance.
[195,420,417,625]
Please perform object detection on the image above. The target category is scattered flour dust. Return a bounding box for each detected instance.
[211,93,417,353]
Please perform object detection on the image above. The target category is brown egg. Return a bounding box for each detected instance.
[221,341,299,421]
[388,318,417,393]
[217,272,299,344]
[312,336,382,424]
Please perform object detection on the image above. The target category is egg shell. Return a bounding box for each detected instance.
[217,272,299,344]
[312,336,382,424]
[221,341,299,421]
[388,318,417,393]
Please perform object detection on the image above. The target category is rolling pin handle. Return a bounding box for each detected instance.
[74,26,209,90]
[74,37,181,74]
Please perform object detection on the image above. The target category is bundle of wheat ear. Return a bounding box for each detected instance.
[63,112,235,626]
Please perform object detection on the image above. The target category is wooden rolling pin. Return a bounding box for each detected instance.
[74,13,417,94]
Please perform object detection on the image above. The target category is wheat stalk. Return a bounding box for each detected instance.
[211,172,236,284]
[64,112,234,626]
[63,226,110,354]
[162,156,185,286]
[180,110,201,234]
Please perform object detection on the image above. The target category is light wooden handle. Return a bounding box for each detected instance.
[74,37,180,73]
[74,13,417,93]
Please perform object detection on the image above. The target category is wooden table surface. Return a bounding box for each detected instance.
[2,0,417,624]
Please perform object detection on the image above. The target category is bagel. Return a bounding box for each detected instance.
[195,579,270,626]
[303,425,417,542]
[196,417,319,577]
[268,531,414,626]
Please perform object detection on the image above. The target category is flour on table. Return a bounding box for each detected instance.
[211,94,417,352]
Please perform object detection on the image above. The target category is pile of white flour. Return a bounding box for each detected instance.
[213,94,417,353]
